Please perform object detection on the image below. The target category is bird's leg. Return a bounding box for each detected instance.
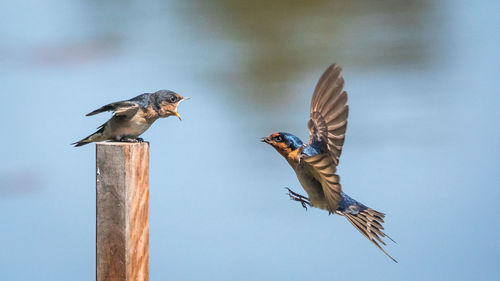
[285,187,311,210]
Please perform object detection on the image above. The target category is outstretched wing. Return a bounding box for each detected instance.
[86,101,140,118]
[307,63,348,166]
[303,153,342,212]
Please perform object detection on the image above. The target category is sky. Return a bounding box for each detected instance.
[0,0,499,280]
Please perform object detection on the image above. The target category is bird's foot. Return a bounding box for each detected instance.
[118,137,144,143]
[285,187,311,210]
[285,187,308,200]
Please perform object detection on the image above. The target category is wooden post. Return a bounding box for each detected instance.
[96,142,149,281]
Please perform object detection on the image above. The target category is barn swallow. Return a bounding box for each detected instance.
[262,64,397,262]
[73,90,188,147]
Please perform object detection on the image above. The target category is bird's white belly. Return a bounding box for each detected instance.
[105,117,152,139]
[121,121,151,137]
[129,120,151,135]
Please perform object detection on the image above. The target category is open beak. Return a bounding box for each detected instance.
[174,97,189,121]
[173,111,182,121]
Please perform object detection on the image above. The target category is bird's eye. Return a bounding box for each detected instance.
[274,136,283,142]
[169,96,177,103]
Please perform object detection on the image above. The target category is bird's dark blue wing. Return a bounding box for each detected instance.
[128,93,151,109]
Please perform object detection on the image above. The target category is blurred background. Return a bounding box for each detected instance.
[1,0,499,280]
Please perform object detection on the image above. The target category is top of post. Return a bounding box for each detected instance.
[96,141,150,147]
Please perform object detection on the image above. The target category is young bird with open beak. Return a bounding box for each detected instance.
[262,64,397,262]
[73,90,188,147]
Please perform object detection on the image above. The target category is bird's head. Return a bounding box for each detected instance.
[261,132,303,160]
[153,90,189,120]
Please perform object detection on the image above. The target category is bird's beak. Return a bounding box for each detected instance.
[174,111,182,121]
[173,97,189,121]
[261,137,270,143]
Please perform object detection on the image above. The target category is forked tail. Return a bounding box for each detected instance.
[338,193,397,262]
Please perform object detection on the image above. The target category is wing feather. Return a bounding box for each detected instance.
[86,101,139,118]
[307,63,349,165]
[303,153,342,212]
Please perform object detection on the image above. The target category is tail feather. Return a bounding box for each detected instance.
[72,127,106,147]
[348,213,386,245]
[343,209,397,263]
[72,138,92,147]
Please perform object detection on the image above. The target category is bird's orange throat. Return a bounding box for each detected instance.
[286,148,302,167]
[272,145,301,168]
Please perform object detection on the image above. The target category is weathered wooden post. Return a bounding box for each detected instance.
[96,142,149,281]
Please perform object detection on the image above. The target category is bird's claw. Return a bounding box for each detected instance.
[118,137,145,143]
[285,187,311,210]
[299,200,308,210]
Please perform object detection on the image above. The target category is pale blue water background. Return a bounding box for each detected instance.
[0,1,499,280]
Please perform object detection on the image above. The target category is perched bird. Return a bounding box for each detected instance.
[262,64,397,262]
[73,90,187,147]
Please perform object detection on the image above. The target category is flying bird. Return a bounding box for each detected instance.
[262,64,397,262]
[73,90,187,147]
